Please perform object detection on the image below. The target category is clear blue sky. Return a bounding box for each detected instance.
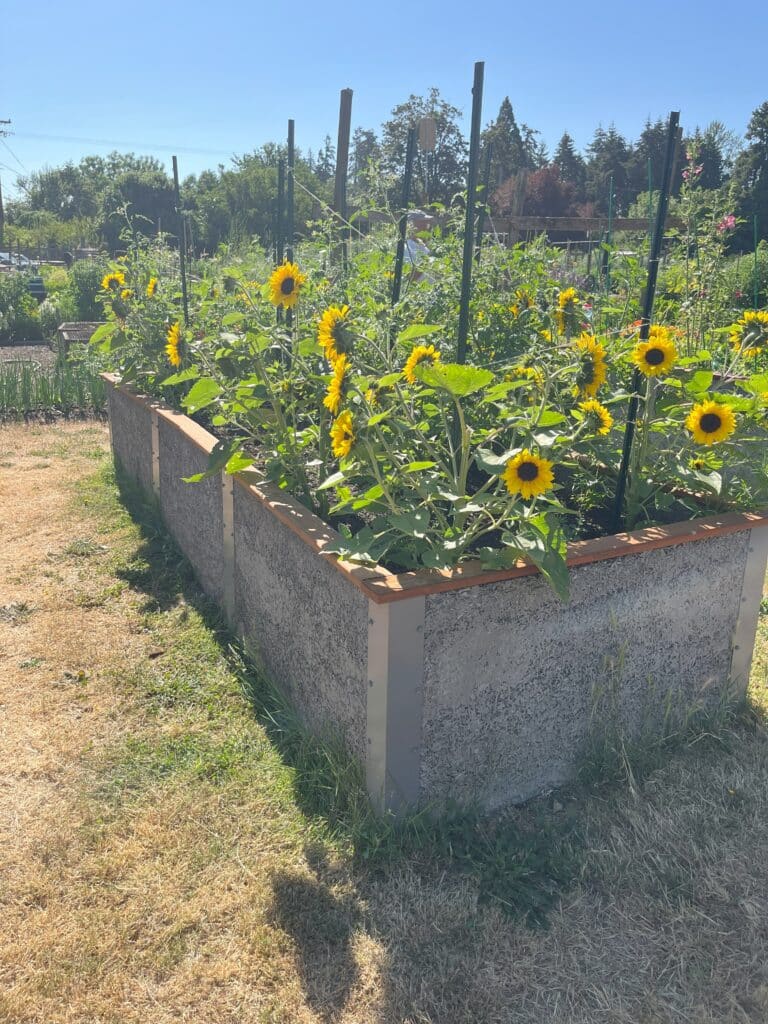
[2,0,767,197]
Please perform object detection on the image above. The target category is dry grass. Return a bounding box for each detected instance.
[1,420,768,1023]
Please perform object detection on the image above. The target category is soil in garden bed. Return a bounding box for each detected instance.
[0,342,57,368]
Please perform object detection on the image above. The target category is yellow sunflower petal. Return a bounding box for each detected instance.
[403,344,440,384]
[685,400,736,445]
[268,261,308,309]
[503,449,555,501]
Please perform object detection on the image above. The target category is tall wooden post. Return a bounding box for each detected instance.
[172,156,189,326]
[456,61,484,364]
[333,88,353,265]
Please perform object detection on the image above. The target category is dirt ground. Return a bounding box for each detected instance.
[2,420,768,1024]
[0,343,57,367]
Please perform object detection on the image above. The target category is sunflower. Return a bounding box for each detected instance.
[578,399,613,435]
[510,288,534,318]
[403,343,441,383]
[268,261,307,309]
[573,333,607,397]
[120,288,134,301]
[729,310,768,358]
[102,271,126,291]
[330,410,355,459]
[323,354,349,415]
[146,277,158,297]
[318,305,352,364]
[556,287,580,336]
[508,363,544,389]
[632,326,678,377]
[165,322,182,368]
[503,449,555,501]
[685,400,736,445]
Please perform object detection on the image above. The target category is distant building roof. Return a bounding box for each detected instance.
[57,322,105,345]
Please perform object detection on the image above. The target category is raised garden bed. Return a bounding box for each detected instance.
[105,375,768,815]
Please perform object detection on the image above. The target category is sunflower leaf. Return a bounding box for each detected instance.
[397,324,443,345]
[475,447,516,474]
[182,437,245,482]
[388,509,430,538]
[414,362,494,397]
[684,370,714,394]
[182,377,222,414]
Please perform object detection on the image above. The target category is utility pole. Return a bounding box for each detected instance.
[0,121,12,249]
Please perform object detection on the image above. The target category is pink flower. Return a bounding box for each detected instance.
[717,214,736,233]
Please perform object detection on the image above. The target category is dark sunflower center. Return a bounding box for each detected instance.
[332,323,353,352]
[699,412,722,433]
[644,347,665,365]
[517,461,539,482]
[280,277,295,295]
[580,356,596,384]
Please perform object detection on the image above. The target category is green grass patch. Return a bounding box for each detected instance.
[73,461,584,922]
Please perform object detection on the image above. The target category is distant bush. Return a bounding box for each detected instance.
[0,273,41,341]
[66,259,107,320]
[722,241,768,308]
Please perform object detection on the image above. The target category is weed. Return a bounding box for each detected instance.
[0,601,34,625]
[64,537,107,558]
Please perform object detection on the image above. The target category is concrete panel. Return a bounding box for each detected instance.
[106,386,154,495]
[420,531,751,810]
[367,597,425,814]
[233,483,369,760]
[157,418,225,605]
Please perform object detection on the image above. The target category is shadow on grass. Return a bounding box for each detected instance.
[109,465,583,925]
[269,844,362,1023]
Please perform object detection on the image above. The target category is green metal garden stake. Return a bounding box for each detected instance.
[172,156,189,326]
[475,141,493,263]
[276,158,285,263]
[456,60,485,364]
[286,120,295,264]
[275,158,285,325]
[647,157,653,256]
[611,111,680,533]
[390,126,416,311]
[286,120,295,337]
[604,174,614,295]
[754,214,759,308]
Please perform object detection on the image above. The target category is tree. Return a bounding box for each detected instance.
[380,88,467,206]
[552,132,586,200]
[315,135,336,184]
[585,124,632,213]
[628,118,669,199]
[481,98,544,189]
[731,101,768,249]
[522,165,574,216]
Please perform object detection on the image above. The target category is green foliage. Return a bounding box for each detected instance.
[0,273,41,341]
[93,202,768,600]
[380,88,468,206]
[0,355,106,416]
[66,259,108,320]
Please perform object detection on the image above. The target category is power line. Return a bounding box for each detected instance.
[14,130,233,159]
[0,138,27,173]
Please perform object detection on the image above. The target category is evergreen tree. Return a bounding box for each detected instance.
[350,127,380,197]
[731,101,768,248]
[629,118,669,199]
[480,98,542,187]
[315,135,336,184]
[586,124,632,213]
[552,132,586,200]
